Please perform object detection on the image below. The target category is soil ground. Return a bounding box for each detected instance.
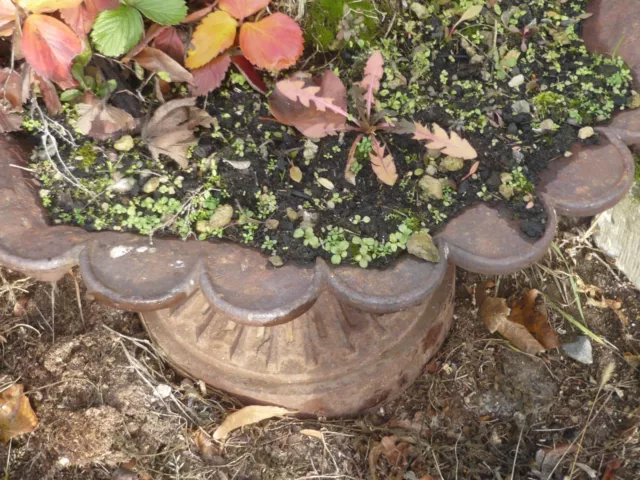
[0,218,639,480]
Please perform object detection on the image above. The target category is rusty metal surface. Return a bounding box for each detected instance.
[0,0,638,415]
[141,264,455,417]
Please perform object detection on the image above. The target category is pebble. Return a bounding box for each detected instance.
[419,175,443,199]
[563,336,593,365]
[578,126,595,140]
[143,177,161,193]
[209,204,233,229]
[407,232,440,263]
[508,74,525,89]
[440,156,464,172]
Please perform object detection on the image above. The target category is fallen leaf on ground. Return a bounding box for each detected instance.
[508,289,560,350]
[185,10,237,69]
[152,27,185,64]
[142,97,214,169]
[0,0,17,37]
[230,55,268,94]
[269,70,348,138]
[194,430,225,465]
[603,458,621,480]
[0,68,23,110]
[0,384,38,444]
[18,0,83,14]
[413,121,477,160]
[33,73,62,115]
[0,104,23,133]
[13,296,28,317]
[212,405,296,441]
[535,444,576,479]
[300,429,324,440]
[368,435,414,480]
[133,47,193,83]
[624,353,640,370]
[479,288,559,354]
[76,93,136,140]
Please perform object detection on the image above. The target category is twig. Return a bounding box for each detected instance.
[69,269,85,328]
[511,426,524,479]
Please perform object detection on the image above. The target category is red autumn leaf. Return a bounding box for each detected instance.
[190,54,231,96]
[461,160,480,181]
[269,70,349,138]
[413,121,478,160]
[360,50,383,118]
[34,73,62,115]
[22,14,83,89]
[370,135,398,186]
[60,0,116,37]
[185,10,237,70]
[508,289,559,350]
[219,0,270,20]
[133,47,193,83]
[153,27,185,64]
[0,68,24,111]
[230,55,267,94]
[239,13,303,70]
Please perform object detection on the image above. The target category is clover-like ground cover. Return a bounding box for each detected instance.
[30,0,634,268]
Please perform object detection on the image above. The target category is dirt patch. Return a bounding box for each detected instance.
[1,219,639,479]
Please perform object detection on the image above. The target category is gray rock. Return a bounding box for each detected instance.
[563,336,593,365]
[209,204,233,229]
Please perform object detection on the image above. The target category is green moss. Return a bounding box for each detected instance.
[75,143,99,169]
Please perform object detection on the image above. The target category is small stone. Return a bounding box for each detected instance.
[426,148,442,159]
[419,175,443,200]
[440,156,464,172]
[407,232,440,263]
[512,149,525,164]
[511,100,531,115]
[110,177,135,193]
[508,74,525,89]
[300,210,319,229]
[114,135,134,152]
[268,255,284,267]
[564,151,573,158]
[410,2,429,19]
[499,184,514,200]
[539,119,557,132]
[265,219,279,230]
[303,140,318,161]
[286,207,299,221]
[563,336,593,365]
[153,384,172,399]
[209,204,233,229]
[578,126,595,140]
[143,177,161,193]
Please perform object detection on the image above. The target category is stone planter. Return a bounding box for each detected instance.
[0,0,637,417]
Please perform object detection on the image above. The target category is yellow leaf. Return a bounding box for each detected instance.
[18,0,83,14]
[186,10,237,70]
[213,405,296,441]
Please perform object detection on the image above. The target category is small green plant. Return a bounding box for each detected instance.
[294,227,321,248]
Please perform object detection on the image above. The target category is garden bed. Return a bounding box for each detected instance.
[9,0,635,268]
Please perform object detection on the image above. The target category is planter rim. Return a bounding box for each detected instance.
[0,0,638,326]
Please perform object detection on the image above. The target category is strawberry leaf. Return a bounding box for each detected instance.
[219,0,270,20]
[369,136,398,186]
[153,27,185,64]
[190,54,231,96]
[239,13,303,70]
[185,10,237,69]
[22,14,83,89]
[0,0,17,37]
[18,0,83,14]
[91,5,144,57]
[128,0,187,25]
[230,55,267,94]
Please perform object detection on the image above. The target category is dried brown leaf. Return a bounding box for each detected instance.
[289,165,302,183]
[133,47,193,84]
[34,73,62,115]
[212,405,296,441]
[0,384,38,444]
[269,71,349,138]
[194,431,225,465]
[76,93,136,140]
[0,68,23,110]
[413,121,478,160]
[508,289,559,350]
[0,104,22,133]
[479,296,545,355]
[369,135,397,186]
[142,97,214,169]
[344,133,363,185]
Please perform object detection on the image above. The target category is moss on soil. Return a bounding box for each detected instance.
[29,0,634,268]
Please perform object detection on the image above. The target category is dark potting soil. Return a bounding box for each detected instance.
[30,0,634,268]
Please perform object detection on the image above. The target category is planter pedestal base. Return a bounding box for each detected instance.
[141,265,455,417]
